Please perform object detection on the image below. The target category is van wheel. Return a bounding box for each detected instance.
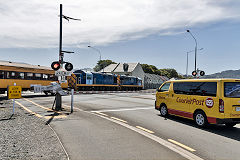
[225,123,237,128]
[160,105,168,117]
[194,111,208,127]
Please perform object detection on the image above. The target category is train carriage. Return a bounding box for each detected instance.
[0,61,67,94]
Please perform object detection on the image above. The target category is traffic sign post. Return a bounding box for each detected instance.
[7,83,22,115]
[71,89,74,113]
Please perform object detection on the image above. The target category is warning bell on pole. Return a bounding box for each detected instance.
[51,61,61,71]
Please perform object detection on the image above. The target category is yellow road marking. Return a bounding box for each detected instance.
[111,117,127,123]
[95,112,108,117]
[44,115,67,119]
[15,101,42,118]
[136,126,154,134]
[24,98,62,114]
[168,139,196,152]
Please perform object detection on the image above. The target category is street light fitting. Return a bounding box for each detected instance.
[186,29,198,72]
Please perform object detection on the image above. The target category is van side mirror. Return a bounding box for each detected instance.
[156,88,161,92]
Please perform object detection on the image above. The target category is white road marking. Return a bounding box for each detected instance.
[136,126,154,134]
[90,107,153,113]
[168,139,196,152]
[62,104,83,111]
[94,112,108,116]
[111,117,127,123]
[90,112,204,160]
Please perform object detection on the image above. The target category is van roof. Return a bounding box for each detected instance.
[166,78,240,83]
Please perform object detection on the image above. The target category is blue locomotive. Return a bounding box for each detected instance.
[68,70,143,91]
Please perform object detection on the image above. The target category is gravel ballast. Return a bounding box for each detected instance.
[0,98,68,160]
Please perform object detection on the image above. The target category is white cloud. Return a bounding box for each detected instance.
[0,0,239,48]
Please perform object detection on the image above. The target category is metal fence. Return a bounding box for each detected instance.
[144,83,162,89]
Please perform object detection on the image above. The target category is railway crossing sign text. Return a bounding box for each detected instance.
[55,71,72,76]
[8,86,22,99]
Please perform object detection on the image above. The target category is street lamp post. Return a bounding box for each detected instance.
[88,46,101,61]
[186,48,203,77]
[88,46,104,71]
[186,30,198,72]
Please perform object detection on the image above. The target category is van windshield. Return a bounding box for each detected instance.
[224,82,240,98]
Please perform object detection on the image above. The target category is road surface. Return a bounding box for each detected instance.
[15,92,240,160]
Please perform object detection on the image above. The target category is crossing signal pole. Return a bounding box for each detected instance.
[51,4,81,111]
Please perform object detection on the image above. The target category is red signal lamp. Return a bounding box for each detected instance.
[192,71,197,76]
[51,61,61,71]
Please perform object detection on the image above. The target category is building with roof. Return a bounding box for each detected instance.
[99,63,145,87]
[100,62,169,89]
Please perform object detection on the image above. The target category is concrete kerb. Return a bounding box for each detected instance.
[71,90,155,95]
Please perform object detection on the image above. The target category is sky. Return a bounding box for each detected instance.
[0,0,240,75]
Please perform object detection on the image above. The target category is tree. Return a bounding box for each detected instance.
[93,60,116,72]
[141,64,158,74]
[158,69,179,78]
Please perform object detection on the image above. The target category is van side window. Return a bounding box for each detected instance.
[159,83,170,92]
[224,82,240,98]
[173,82,217,96]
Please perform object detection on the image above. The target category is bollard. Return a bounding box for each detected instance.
[71,89,74,113]
[55,93,62,111]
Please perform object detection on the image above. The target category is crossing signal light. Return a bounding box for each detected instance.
[200,71,205,76]
[192,71,197,76]
[51,61,61,71]
[65,62,73,71]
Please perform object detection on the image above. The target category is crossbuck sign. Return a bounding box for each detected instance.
[55,71,72,76]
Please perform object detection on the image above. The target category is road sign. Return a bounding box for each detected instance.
[8,86,22,99]
[58,75,67,84]
[55,71,72,76]
[59,80,67,83]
